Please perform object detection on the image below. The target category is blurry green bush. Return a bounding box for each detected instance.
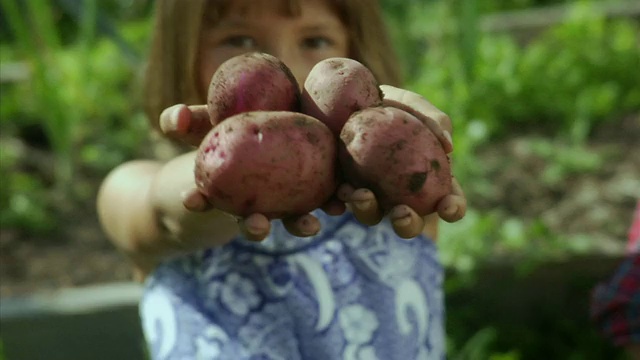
[0,0,151,233]
[404,1,639,143]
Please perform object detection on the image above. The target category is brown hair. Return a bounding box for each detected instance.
[143,0,403,133]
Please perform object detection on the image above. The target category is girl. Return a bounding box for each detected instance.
[97,0,467,359]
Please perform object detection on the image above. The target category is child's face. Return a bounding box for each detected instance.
[197,0,349,96]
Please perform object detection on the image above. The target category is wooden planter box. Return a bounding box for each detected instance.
[1,283,146,360]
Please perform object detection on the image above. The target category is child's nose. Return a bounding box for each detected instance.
[263,47,306,88]
[284,63,307,89]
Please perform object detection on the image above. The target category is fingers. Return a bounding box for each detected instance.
[181,188,213,212]
[349,189,383,226]
[389,205,425,239]
[320,196,347,216]
[336,183,356,203]
[238,213,271,241]
[181,187,323,239]
[437,177,467,222]
[160,104,212,147]
[181,189,271,241]
[282,213,321,237]
[337,184,383,226]
[183,182,463,241]
[380,85,453,153]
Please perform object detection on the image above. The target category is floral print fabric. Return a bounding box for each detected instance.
[140,211,445,360]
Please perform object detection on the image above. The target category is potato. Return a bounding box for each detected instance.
[207,52,301,126]
[301,57,382,136]
[339,106,452,216]
[195,111,337,218]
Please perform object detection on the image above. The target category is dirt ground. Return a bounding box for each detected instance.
[0,114,638,297]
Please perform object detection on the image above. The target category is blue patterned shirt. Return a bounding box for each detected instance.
[140,211,445,359]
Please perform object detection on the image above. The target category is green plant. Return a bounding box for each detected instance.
[402,1,639,143]
[1,0,78,192]
[0,137,56,234]
[0,0,149,195]
[448,327,521,360]
[514,2,640,143]
[0,338,5,360]
[0,0,150,233]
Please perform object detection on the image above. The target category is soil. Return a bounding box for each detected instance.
[0,114,638,298]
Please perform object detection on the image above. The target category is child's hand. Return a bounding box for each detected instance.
[338,85,467,239]
[158,88,467,242]
[160,104,212,147]
[180,187,324,241]
[159,104,325,241]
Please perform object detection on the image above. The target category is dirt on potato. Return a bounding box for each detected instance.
[301,57,382,136]
[340,106,452,216]
[195,111,338,218]
[207,52,301,126]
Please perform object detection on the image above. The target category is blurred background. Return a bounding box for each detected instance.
[0,0,638,359]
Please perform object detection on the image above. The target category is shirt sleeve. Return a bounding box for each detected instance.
[590,254,640,347]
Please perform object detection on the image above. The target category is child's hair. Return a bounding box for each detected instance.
[142,0,403,131]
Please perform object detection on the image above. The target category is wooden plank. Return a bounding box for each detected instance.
[481,1,640,33]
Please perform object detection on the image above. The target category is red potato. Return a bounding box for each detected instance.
[207,52,301,126]
[339,106,452,216]
[195,111,338,219]
[301,57,383,136]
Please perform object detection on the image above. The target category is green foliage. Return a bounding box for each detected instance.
[513,4,640,143]
[2,0,73,188]
[0,0,150,232]
[525,137,604,185]
[0,138,56,234]
[404,1,640,143]
[448,327,522,360]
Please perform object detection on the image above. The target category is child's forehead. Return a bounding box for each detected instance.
[205,0,343,22]
[208,0,302,18]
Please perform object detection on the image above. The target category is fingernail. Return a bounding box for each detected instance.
[391,207,411,226]
[182,191,206,211]
[446,205,458,217]
[170,105,184,131]
[299,217,319,236]
[443,131,453,149]
[393,216,412,227]
[301,228,318,236]
[161,106,179,132]
[354,200,371,211]
[246,225,263,236]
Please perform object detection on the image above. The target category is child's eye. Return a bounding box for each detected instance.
[222,35,257,49]
[301,36,334,50]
